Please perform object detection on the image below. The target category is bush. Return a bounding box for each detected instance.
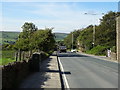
[86,45,109,56]
[110,46,116,53]
[40,51,49,60]
[48,50,54,55]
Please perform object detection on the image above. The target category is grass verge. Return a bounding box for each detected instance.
[1,50,16,65]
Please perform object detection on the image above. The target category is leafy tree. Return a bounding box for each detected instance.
[57,40,64,46]
[95,11,120,47]
[77,25,93,51]
[77,11,120,54]
[32,28,55,53]
[64,30,81,49]
[15,22,38,51]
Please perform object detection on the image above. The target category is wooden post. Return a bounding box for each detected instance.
[22,51,25,60]
[19,49,22,61]
[30,50,32,57]
[116,16,120,62]
[29,51,31,58]
[15,51,18,61]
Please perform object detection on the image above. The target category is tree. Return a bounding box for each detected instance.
[64,29,82,49]
[32,28,55,53]
[95,11,120,47]
[77,25,93,51]
[15,22,38,60]
[15,22,38,51]
[77,11,120,55]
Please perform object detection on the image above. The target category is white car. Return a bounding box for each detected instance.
[71,49,77,53]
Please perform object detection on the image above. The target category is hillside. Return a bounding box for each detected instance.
[1,31,68,44]
[0,31,20,44]
[54,33,68,41]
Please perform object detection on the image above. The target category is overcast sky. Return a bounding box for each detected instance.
[1,1,118,33]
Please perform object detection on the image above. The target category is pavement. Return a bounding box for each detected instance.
[19,55,61,88]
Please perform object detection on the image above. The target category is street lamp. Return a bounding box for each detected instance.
[84,12,104,47]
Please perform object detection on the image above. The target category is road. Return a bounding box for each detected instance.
[58,52,118,88]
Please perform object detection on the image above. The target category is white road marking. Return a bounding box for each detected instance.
[58,57,70,90]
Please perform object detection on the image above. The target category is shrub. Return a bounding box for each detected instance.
[40,51,49,61]
[110,46,116,53]
[86,45,109,56]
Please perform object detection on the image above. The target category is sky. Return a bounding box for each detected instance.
[1,2,119,33]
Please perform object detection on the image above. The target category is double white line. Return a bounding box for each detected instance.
[58,57,70,90]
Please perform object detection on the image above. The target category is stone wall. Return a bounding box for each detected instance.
[2,52,49,89]
[110,52,117,60]
[116,16,120,62]
[2,60,30,88]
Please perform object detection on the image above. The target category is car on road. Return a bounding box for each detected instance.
[59,46,67,53]
[71,49,77,53]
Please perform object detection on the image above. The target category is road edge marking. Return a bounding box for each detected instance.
[58,57,70,89]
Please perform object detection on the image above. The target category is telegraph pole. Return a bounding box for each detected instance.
[92,25,95,47]
[72,33,73,50]
[84,12,104,47]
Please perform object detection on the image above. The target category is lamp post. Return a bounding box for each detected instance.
[84,12,104,47]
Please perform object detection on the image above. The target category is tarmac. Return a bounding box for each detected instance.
[77,52,118,63]
[19,55,61,88]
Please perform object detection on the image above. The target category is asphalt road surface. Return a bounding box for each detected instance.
[58,52,118,88]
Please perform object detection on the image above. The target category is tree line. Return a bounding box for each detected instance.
[64,11,120,55]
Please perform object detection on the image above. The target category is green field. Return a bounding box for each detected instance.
[1,31,68,44]
[0,31,20,44]
[0,31,68,65]
[0,50,16,65]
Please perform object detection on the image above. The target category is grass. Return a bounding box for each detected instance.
[0,58,16,65]
[0,50,16,65]
[1,31,20,44]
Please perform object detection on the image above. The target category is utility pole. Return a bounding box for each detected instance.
[84,12,104,47]
[92,25,95,47]
[72,33,73,50]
